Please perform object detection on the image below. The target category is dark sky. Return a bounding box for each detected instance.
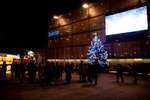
[0,0,97,50]
[48,0,82,18]
[0,0,84,51]
[0,0,82,53]
[0,1,48,48]
[47,0,100,18]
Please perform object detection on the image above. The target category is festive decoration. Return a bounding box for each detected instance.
[87,33,108,66]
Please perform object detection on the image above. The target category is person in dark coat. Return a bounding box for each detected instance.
[65,63,72,84]
[27,60,37,83]
[91,63,99,85]
[2,61,7,80]
[82,63,88,82]
[43,61,53,84]
[129,64,138,84]
[79,61,84,82]
[87,63,99,85]
[19,58,26,83]
[58,63,64,80]
[11,60,15,80]
[87,63,92,83]
[37,62,43,81]
[116,64,124,83]
[14,61,20,81]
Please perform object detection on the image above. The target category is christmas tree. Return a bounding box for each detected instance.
[87,33,108,66]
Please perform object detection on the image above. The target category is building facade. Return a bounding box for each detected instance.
[48,0,150,63]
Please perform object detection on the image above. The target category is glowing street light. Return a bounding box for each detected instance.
[82,3,89,9]
[53,15,59,19]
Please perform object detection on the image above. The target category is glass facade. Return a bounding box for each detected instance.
[48,0,149,59]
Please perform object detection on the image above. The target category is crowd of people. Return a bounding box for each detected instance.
[0,58,147,85]
[0,58,104,86]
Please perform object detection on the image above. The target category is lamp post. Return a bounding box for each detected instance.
[53,15,60,61]
[53,15,60,27]
[82,3,89,18]
[53,15,59,19]
[82,3,89,59]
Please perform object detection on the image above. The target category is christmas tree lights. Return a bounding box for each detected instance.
[87,33,108,66]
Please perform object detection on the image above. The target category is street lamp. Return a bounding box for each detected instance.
[82,3,90,32]
[82,3,89,17]
[53,15,60,27]
[53,15,59,19]
[82,3,89,9]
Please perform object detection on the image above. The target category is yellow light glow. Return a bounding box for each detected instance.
[133,58,143,61]
[89,7,97,16]
[82,3,89,8]
[7,65,11,71]
[59,18,67,25]
[53,16,59,19]
[0,54,20,65]
[47,58,150,64]
[0,56,2,64]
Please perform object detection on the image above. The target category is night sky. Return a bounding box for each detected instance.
[48,0,81,18]
[0,0,97,51]
[0,0,82,53]
[0,1,48,48]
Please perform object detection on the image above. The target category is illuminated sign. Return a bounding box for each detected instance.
[48,31,60,37]
[105,6,148,36]
[0,54,20,65]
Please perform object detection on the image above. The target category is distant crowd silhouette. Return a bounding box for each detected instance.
[0,58,150,86]
[0,58,104,86]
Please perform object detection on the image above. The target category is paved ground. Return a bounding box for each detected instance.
[0,73,150,100]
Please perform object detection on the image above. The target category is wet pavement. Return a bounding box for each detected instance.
[0,73,150,100]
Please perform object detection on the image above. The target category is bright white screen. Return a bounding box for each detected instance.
[105,6,148,35]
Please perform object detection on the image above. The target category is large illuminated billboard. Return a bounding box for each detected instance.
[105,6,148,36]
